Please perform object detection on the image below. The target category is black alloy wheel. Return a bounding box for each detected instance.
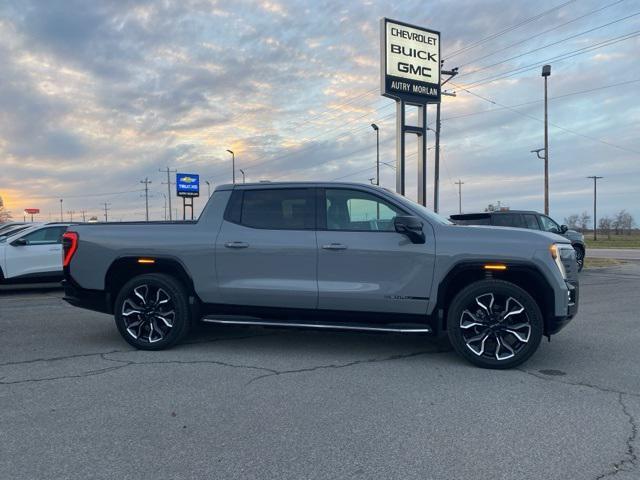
[574,246,585,272]
[114,273,191,350]
[447,279,543,369]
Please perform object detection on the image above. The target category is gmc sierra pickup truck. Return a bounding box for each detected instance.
[62,182,579,369]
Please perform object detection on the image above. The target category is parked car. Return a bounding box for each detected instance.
[0,223,74,283]
[0,223,40,241]
[450,211,586,271]
[62,182,579,369]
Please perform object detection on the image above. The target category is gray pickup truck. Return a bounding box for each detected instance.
[62,182,579,369]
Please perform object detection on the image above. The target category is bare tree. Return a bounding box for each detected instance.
[578,211,591,232]
[598,216,613,240]
[0,206,12,223]
[613,210,634,235]
[564,214,579,230]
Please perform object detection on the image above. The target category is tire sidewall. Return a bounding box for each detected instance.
[114,273,191,350]
[447,279,543,369]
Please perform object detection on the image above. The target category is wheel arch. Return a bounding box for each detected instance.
[435,261,556,336]
[105,256,199,312]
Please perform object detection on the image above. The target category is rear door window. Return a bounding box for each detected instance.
[232,189,315,230]
[492,214,525,228]
[21,226,67,245]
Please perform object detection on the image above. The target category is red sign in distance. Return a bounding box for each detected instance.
[24,208,40,214]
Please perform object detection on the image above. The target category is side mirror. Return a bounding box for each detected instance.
[394,216,425,244]
[11,238,28,247]
[560,224,569,234]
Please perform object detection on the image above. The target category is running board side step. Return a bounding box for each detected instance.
[201,317,432,334]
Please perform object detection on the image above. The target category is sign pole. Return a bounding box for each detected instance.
[417,103,427,206]
[395,100,406,196]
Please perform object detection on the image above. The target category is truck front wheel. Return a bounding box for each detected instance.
[114,273,192,350]
[446,279,543,369]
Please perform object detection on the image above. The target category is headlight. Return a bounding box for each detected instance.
[550,243,573,279]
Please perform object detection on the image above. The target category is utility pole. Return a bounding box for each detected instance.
[59,199,63,222]
[140,177,152,221]
[80,210,86,222]
[434,66,459,213]
[103,202,111,222]
[67,210,75,222]
[159,167,176,220]
[455,179,464,214]
[542,64,551,215]
[371,123,379,186]
[587,176,603,241]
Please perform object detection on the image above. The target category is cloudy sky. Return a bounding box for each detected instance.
[0,0,638,223]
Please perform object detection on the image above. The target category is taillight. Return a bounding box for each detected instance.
[62,231,78,268]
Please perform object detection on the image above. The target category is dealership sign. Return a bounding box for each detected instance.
[380,18,440,104]
[176,173,200,197]
[24,208,40,214]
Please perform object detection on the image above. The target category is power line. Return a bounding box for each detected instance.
[458,29,640,90]
[443,0,576,60]
[455,11,640,80]
[452,82,640,155]
[457,0,628,68]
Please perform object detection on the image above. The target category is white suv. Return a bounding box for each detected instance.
[0,223,73,283]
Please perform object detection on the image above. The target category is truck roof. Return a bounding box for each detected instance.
[214,181,391,191]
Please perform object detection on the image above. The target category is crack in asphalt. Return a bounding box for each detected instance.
[245,349,445,386]
[595,393,638,479]
[517,369,639,479]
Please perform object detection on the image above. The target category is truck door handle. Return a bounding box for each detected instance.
[322,243,347,251]
[225,241,249,249]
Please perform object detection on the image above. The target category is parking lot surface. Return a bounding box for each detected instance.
[1,264,639,480]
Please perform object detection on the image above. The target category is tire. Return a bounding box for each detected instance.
[114,273,192,350]
[446,279,543,369]
[573,245,585,272]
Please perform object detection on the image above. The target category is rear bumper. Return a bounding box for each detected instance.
[547,281,579,335]
[62,270,112,314]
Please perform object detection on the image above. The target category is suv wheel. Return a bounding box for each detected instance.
[573,245,585,272]
[114,273,191,350]
[447,279,543,369]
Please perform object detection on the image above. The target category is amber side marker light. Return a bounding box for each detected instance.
[484,264,507,271]
[137,258,156,264]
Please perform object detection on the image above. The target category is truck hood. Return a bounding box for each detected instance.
[443,224,570,244]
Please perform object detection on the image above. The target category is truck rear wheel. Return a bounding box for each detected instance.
[446,279,543,369]
[114,273,191,350]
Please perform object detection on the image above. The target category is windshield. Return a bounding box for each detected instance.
[383,189,453,225]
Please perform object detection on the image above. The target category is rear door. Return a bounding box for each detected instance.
[215,187,318,309]
[5,226,67,278]
[316,188,435,314]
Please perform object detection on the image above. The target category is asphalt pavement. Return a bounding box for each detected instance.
[1,264,639,480]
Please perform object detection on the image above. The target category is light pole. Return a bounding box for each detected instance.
[226,149,235,184]
[205,181,211,197]
[371,124,379,186]
[587,176,603,241]
[455,179,464,214]
[542,64,551,215]
[59,199,63,222]
[239,169,246,184]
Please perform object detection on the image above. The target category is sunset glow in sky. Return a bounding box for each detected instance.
[0,0,638,223]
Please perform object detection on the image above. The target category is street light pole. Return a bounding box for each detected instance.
[205,181,211,197]
[371,123,379,186]
[587,176,603,241]
[226,149,235,184]
[542,64,551,215]
[455,179,464,214]
[59,199,63,222]
[239,169,246,184]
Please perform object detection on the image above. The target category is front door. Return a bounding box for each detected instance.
[215,187,318,309]
[5,226,67,279]
[316,188,435,314]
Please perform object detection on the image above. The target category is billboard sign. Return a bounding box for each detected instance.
[24,208,40,214]
[381,18,440,104]
[176,173,200,197]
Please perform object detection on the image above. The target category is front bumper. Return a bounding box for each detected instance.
[547,280,579,335]
[62,270,112,314]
